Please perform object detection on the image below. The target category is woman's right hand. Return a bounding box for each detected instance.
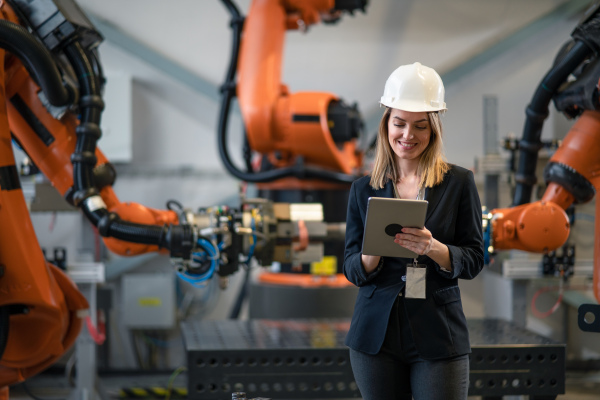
[361,254,381,274]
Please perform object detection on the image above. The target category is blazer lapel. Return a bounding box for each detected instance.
[424,176,450,224]
[377,180,395,198]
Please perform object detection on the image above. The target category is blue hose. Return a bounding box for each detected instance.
[176,238,218,288]
[245,218,257,264]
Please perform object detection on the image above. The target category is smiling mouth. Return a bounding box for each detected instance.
[398,141,417,149]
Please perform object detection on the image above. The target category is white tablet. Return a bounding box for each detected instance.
[361,197,428,258]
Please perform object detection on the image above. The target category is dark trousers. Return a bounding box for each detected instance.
[349,294,469,400]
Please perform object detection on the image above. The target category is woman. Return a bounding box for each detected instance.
[343,62,484,400]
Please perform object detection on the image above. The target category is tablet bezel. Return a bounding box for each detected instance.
[361,197,429,258]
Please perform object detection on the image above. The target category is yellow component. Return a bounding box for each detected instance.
[131,388,148,396]
[310,326,336,348]
[174,387,188,396]
[138,297,162,307]
[151,387,168,396]
[310,256,337,276]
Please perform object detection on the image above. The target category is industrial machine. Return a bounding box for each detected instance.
[218,0,367,280]
[485,2,600,333]
[0,0,345,397]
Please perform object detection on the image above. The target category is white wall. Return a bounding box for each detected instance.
[76,0,579,171]
[443,13,581,167]
[76,0,566,123]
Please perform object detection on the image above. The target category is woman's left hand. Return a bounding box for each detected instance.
[394,227,433,256]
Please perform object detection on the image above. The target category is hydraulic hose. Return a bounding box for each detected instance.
[229,265,250,319]
[218,0,359,184]
[64,42,102,197]
[0,19,73,106]
[513,40,592,205]
[221,0,243,94]
[0,306,9,361]
[88,48,105,87]
[63,41,193,255]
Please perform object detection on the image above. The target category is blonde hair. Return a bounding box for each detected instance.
[370,107,449,190]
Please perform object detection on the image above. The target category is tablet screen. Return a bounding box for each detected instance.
[361,197,428,258]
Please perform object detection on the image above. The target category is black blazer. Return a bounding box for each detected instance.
[343,165,484,359]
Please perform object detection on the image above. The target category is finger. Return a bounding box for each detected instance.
[402,227,432,238]
[396,235,427,248]
[394,238,419,249]
[396,240,425,255]
[401,229,430,241]
[395,233,421,241]
[401,227,420,235]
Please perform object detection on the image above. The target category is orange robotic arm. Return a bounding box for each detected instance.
[8,66,179,256]
[219,0,367,183]
[490,200,571,254]
[7,64,179,257]
[541,111,600,303]
[4,0,196,261]
[0,0,194,392]
[492,110,600,304]
[0,3,89,391]
[487,9,600,307]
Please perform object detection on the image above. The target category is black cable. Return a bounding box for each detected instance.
[166,200,184,212]
[88,48,106,89]
[0,19,73,106]
[220,0,243,83]
[228,264,251,319]
[512,40,592,205]
[63,42,100,197]
[61,40,195,255]
[218,0,360,184]
[242,133,253,173]
[0,306,9,360]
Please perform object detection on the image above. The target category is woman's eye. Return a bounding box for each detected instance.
[394,124,406,128]
[416,126,427,130]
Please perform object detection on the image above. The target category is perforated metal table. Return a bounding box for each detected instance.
[182,318,565,400]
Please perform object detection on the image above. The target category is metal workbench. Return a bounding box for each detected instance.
[182,318,565,400]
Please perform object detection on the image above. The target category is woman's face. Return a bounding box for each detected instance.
[387,108,431,162]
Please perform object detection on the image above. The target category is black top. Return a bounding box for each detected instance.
[343,164,484,359]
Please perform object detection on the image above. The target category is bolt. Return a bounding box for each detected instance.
[219,276,229,290]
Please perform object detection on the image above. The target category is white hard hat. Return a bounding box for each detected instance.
[380,62,447,112]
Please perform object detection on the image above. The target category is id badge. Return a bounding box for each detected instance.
[405,259,426,299]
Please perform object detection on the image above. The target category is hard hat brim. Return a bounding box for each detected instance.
[380,98,447,113]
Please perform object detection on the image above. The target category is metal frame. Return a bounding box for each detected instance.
[67,262,109,400]
[182,319,565,400]
[468,319,565,399]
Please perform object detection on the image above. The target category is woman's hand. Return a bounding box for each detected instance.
[361,254,381,274]
[394,227,433,255]
[395,227,452,270]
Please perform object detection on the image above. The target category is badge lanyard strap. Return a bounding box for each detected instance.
[414,187,424,267]
[394,181,425,269]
